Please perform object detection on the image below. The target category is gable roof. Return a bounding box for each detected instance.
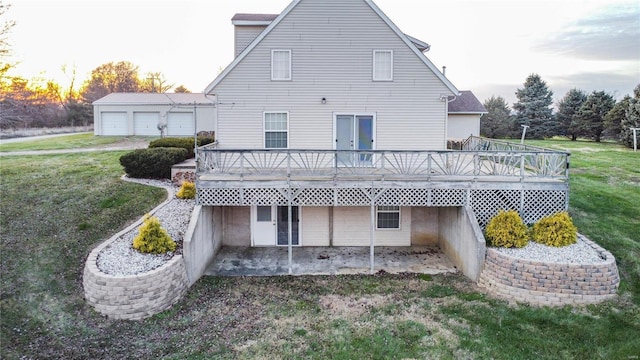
[204,0,458,95]
[93,93,215,106]
[232,12,431,52]
[448,91,487,114]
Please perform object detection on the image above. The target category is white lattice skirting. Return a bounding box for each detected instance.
[197,185,567,227]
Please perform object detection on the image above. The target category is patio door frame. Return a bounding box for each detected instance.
[251,205,301,247]
[333,113,376,167]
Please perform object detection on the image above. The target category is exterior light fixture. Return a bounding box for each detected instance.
[321,97,327,104]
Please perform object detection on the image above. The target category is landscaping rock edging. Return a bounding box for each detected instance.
[82,176,189,320]
[478,234,620,306]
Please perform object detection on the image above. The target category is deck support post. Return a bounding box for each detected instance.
[288,174,293,275]
[370,194,375,274]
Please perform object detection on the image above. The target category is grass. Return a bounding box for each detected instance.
[0,133,155,152]
[1,137,639,359]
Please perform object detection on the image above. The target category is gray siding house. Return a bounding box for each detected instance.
[189,0,569,278]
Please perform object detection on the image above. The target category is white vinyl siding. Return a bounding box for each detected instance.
[373,50,393,81]
[333,207,411,246]
[264,112,288,148]
[376,206,401,229]
[301,207,330,246]
[212,0,452,150]
[235,26,269,57]
[271,49,291,80]
[447,114,481,139]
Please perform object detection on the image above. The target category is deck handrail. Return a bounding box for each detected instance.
[462,136,558,153]
[196,146,569,181]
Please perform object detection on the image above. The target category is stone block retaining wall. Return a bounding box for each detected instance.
[478,235,619,306]
[83,247,189,320]
[83,176,189,320]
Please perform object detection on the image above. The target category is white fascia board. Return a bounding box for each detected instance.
[203,0,302,94]
[232,20,273,26]
[364,0,459,96]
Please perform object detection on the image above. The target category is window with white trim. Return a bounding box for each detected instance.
[373,50,393,81]
[271,49,291,80]
[376,206,400,229]
[264,112,288,148]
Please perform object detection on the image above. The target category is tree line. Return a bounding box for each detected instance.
[481,74,640,149]
[0,60,191,130]
[0,2,191,130]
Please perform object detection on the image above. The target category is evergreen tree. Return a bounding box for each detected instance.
[513,74,554,139]
[620,84,640,148]
[574,90,615,142]
[556,88,587,141]
[604,95,631,140]
[480,96,512,138]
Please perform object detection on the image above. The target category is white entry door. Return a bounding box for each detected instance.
[251,205,300,246]
[252,206,276,246]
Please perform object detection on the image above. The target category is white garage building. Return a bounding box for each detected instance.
[93,93,216,136]
[446,90,487,140]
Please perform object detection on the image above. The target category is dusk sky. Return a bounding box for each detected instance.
[6,0,639,106]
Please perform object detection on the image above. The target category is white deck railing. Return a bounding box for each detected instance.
[196,141,569,181]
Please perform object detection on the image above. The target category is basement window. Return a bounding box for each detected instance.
[376,206,400,229]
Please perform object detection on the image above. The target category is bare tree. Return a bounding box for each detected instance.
[173,84,191,93]
[80,61,141,103]
[140,71,174,93]
[0,1,15,58]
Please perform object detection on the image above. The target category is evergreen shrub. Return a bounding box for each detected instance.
[176,181,196,199]
[530,211,577,247]
[485,209,529,248]
[149,135,216,158]
[133,215,177,254]
[149,138,196,158]
[119,147,188,179]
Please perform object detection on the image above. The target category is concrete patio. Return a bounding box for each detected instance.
[204,246,457,276]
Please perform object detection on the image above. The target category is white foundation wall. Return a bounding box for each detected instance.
[301,207,330,246]
[333,207,411,246]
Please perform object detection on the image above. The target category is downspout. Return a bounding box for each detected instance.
[441,94,457,149]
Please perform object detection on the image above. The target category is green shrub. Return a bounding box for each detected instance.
[176,181,196,199]
[119,147,188,179]
[149,137,196,158]
[197,135,215,147]
[149,136,216,158]
[530,211,577,247]
[485,209,529,248]
[133,215,177,254]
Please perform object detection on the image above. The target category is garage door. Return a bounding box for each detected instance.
[167,112,194,136]
[133,112,160,136]
[100,112,127,136]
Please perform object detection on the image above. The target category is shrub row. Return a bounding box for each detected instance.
[120,147,188,179]
[120,135,215,179]
[149,136,215,158]
[485,210,577,248]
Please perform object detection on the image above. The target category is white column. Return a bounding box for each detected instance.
[370,197,375,273]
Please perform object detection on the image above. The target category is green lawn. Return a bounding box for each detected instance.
[0,138,638,359]
[0,133,155,152]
